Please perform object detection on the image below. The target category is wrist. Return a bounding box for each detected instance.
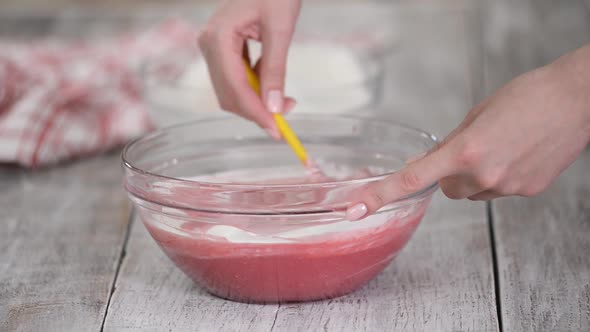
[549,44,590,142]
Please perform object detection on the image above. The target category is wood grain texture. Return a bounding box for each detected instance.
[271,194,497,332]
[49,6,215,40]
[0,14,56,39]
[103,2,498,331]
[493,155,590,331]
[480,0,590,330]
[480,0,590,92]
[1,0,587,330]
[101,218,279,332]
[0,153,130,332]
[381,1,478,138]
[0,14,130,332]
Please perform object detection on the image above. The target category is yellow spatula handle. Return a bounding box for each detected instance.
[272,113,309,164]
[242,57,309,165]
[243,58,261,95]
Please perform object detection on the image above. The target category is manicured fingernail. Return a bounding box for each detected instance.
[283,98,297,114]
[266,90,283,114]
[264,127,281,141]
[346,203,368,221]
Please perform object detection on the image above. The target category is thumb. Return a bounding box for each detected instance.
[345,147,456,221]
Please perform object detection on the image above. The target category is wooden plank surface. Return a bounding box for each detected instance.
[269,195,497,332]
[480,0,590,330]
[101,218,280,332]
[0,153,130,331]
[480,0,590,93]
[0,14,131,332]
[10,0,590,330]
[103,2,498,331]
[493,156,590,331]
[0,14,133,332]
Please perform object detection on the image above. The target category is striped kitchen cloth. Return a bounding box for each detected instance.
[0,19,198,168]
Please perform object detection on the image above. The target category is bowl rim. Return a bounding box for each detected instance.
[122,113,440,202]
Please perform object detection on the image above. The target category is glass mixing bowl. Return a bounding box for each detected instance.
[122,114,438,303]
[140,23,396,127]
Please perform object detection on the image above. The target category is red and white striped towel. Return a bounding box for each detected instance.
[0,19,199,168]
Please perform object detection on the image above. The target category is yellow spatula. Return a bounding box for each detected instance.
[242,56,311,167]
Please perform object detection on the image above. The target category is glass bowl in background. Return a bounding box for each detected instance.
[140,18,397,127]
[122,113,438,303]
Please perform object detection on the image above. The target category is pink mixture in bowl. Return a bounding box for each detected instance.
[123,114,438,303]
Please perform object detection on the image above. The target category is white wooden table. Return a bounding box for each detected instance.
[1,1,589,331]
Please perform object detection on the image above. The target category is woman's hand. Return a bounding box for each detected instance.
[198,0,301,139]
[346,45,590,221]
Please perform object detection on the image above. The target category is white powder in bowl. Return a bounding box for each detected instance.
[147,41,373,126]
[204,216,387,244]
[181,165,390,244]
[247,41,371,110]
